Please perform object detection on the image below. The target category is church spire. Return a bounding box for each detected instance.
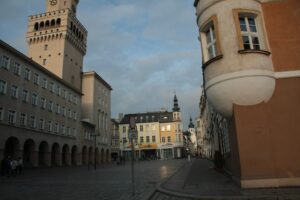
[188,115,195,128]
[172,93,180,112]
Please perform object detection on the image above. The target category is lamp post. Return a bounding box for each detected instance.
[129,116,137,197]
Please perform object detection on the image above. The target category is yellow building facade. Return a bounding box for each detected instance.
[119,95,183,160]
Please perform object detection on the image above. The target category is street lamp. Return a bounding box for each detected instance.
[129,116,137,197]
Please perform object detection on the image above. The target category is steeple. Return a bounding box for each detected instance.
[172,94,180,112]
[188,116,195,128]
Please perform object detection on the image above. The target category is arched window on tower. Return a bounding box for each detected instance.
[51,19,55,27]
[45,20,50,28]
[56,18,61,26]
[34,22,39,31]
[40,21,44,29]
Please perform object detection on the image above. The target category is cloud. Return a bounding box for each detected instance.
[0,0,203,129]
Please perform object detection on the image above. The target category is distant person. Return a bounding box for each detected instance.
[16,157,23,175]
[10,158,18,177]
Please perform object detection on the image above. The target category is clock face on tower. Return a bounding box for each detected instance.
[50,0,57,6]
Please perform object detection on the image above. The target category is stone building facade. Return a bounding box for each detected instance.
[0,0,112,167]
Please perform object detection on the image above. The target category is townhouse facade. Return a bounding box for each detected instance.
[119,95,184,160]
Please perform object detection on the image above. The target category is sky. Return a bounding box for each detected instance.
[0,0,203,129]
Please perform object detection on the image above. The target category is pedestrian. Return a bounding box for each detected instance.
[16,157,23,175]
[5,156,12,177]
[10,158,18,177]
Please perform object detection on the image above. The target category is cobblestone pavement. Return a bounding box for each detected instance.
[0,159,186,200]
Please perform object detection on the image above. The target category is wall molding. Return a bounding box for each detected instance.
[241,177,300,188]
[275,70,300,79]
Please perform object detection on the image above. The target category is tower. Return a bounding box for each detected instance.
[26,0,87,90]
[172,94,181,121]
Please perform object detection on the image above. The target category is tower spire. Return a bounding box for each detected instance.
[173,93,180,112]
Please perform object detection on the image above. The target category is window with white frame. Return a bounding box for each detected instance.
[239,14,260,50]
[0,107,4,121]
[200,16,222,62]
[24,68,31,80]
[0,80,7,94]
[67,127,70,136]
[62,89,66,99]
[39,119,45,130]
[140,136,144,143]
[48,101,53,111]
[146,136,150,143]
[56,104,60,114]
[14,62,21,76]
[205,25,217,59]
[54,123,59,133]
[22,89,29,102]
[11,85,18,98]
[57,86,61,96]
[32,93,38,106]
[20,113,27,126]
[8,110,16,124]
[166,124,171,131]
[42,78,48,89]
[41,98,46,109]
[73,128,76,137]
[161,137,165,143]
[29,115,36,128]
[65,90,68,99]
[74,95,77,104]
[62,106,66,116]
[152,136,156,143]
[47,121,53,132]
[167,136,171,143]
[68,92,72,102]
[33,73,39,85]
[233,10,267,52]
[61,125,65,135]
[1,55,10,70]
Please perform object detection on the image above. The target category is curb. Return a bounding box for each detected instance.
[145,159,191,200]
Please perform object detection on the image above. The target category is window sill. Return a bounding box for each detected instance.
[202,54,223,70]
[238,49,271,56]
